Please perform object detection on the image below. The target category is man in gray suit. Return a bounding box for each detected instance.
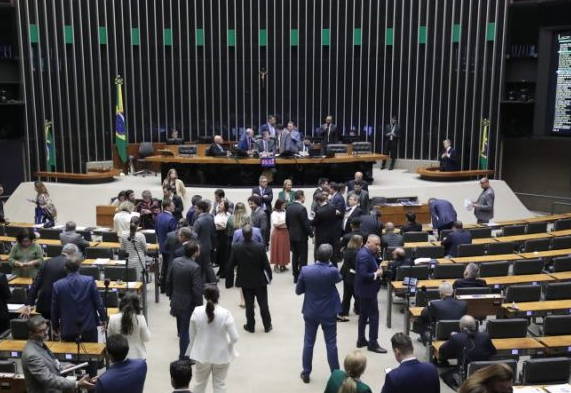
[59,221,90,251]
[381,222,404,252]
[192,201,217,284]
[473,177,495,224]
[166,240,204,360]
[22,315,93,393]
[248,195,269,246]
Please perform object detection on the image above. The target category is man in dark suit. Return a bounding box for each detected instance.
[237,128,255,152]
[439,315,496,367]
[156,199,178,292]
[206,135,228,156]
[285,190,314,283]
[381,222,404,252]
[311,194,340,267]
[341,218,365,249]
[346,171,369,192]
[185,195,202,225]
[381,333,440,393]
[318,115,338,153]
[59,221,90,251]
[428,198,458,232]
[296,244,342,384]
[192,201,217,284]
[169,359,193,393]
[355,234,387,353]
[256,130,276,155]
[226,225,273,333]
[23,243,79,320]
[381,116,401,170]
[164,218,189,264]
[441,221,472,257]
[258,114,278,137]
[211,189,234,215]
[347,180,370,213]
[453,263,487,290]
[166,240,204,360]
[473,177,495,224]
[439,139,459,171]
[419,281,468,345]
[400,212,422,233]
[51,255,106,376]
[343,194,363,234]
[95,334,147,393]
[360,209,383,239]
[249,195,269,246]
[166,228,195,291]
[163,185,184,220]
[385,247,413,281]
[22,316,93,393]
[251,175,273,243]
[311,177,329,213]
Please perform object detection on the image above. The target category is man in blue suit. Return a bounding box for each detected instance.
[156,199,178,293]
[428,198,457,232]
[295,244,342,384]
[439,139,459,171]
[51,254,106,376]
[94,334,147,393]
[237,128,255,152]
[441,221,473,257]
[232,226,263,244]
[381,333,440,393]
[354,234,387,354]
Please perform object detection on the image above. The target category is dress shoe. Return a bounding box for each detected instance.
[336,316,350,322]
[356,339,369,348]
[264,325,273,333]
[368,345,388,354]
[243,325,255,333]
[300,372,310,384]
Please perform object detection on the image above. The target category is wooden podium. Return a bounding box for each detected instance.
[376,203,430,226]
[96,205,116,227]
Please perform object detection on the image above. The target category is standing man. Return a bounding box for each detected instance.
[248,195,270,246]
[0,183,7,223]
[311,194,339,267]
[156,199,178,293]
[192,201,217,284]
[251,175,273,243]
[22,316,94,392]
[51,254,106,376]
[286,190,314,284]
[59,221,90,251]
[346,171,369,192]
[439,139,459,171]
[381,333,440,393]
[226,225,273,333]
[295,244,342,384]
[237,128,255,152]
[354,235,387,354]
[259,114,278,137]
[318,115,338,153]
[343,195,363,234]
[381,116,401,170]
[211,189,234,215]
[167,240,204,360]
[360,209,383,239]
[311,178,329,213]
[473,177,495,224]
[164,185,184,221]
[347,180,370,214]
[428,198,458,233]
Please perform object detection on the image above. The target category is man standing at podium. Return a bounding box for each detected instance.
[439,139,459,171]
[318,116,338,154]
[381,116,401,170]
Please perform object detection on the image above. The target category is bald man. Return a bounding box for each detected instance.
[346,171,369,192]
[207,135,228,157]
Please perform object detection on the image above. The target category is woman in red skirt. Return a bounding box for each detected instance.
[270,199,291,272]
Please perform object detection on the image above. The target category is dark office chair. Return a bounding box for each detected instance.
[77,230,93,241]
[521,358,571,385]
[504,284,542,303]
[105,266,137,282]
[0,360,17,373]
[467,360,518,380]
[43,244,63,257]
[414,289,440,307]
[101,231,119,243]
[512,258,544,275]
[79,265,100,281]
[487,241,516,255]
[414,246,444,259]
[469,228,492,239]
[554,218,571,231]
[369,197,387,207]
[403,232,428,243]
[38,228,62,240]
[552,256,571,272]
[434,320,461,340]
[486,318,528,338]
[543,282,571,300]
[501,225,526,237]
[457,244,486,257]
[525,222,548,234]
[98,289,119,307]
[134,142,157,177]
[439,229,453,241]
[85,247,114,260]
[432,264,465,279]
[9,287,27,304]
[395,265,430,281]
[551,236,571,250]
[454,287,492,296]
[522,238,550,252]
[543,315,571,336]
[9,319,29,340]
[143,232,157,244]
[479,261,510,277]
[0,242,4,254]
[5,226,26,237]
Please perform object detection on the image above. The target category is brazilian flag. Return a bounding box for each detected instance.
[115,76,128,163]
[479,119,489,170]
[45,120,56,171]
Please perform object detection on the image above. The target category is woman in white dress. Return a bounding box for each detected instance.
[187,285,239,393]
[107,293,151,359]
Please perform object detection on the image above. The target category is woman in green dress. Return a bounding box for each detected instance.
[324,350,371,393]
[9,229,44,278]
[278,179,296,205]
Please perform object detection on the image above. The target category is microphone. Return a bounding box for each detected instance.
[104,278,110,288]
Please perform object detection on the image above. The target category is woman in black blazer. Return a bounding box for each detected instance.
[339,234,363,321]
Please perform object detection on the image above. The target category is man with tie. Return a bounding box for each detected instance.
[207,135,228,156]
[381,116,401,170]
[439,139,459,171]
[259,114,277,137]
[251,176,273,245]
[343,194,363,234]
[278,122,298,154]
[237,128,255,152]
[285,191,314,283]
[256,130,275,156]
[318,115,338,153]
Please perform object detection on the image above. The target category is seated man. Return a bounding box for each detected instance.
[400,212,422,234]
[95,334,147,393]
[59,221,90,252]
[237,128,256,152]
[441,221,472,257]
[385,248,413,281]
[453,263,487,290]
[439,315,496,366]
[418,282,467,345]
[207,135,228,156]
[381,222,404,252]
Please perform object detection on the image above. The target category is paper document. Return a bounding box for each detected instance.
[7,304,24,312]
[127,282,138,289]
[464,198,474,211]
[112,260,126,265]
[94,258,110,265]
[545,385,571,393]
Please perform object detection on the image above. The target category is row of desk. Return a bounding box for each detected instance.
[0,235,159,251]
[0,339,106,362]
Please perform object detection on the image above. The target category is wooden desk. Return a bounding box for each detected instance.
[550,271,571,281]
[83,258,126,267]
[494,232,554,243]
[535,335,571,355]
[0,373,26,392]
[451,253,524,264]
[519,249,571,259]
[432,337,546,358]
[9,276,143,292]
[550,229,571,237]
[502,300,571,318]
[1,222,36,228]
[0,340,106,362]
[431,238,495,246]
[96,205,117,227]
[489,219,529,227]
[526,214,571,223]
[416,167,494,180]
[409,295,503,319]
[377,204,430,226]
[94,241,158,251]
[405,241,435,248]
[34,170,120,184]
[380,258,452,268]
[0,236,97,247]
[0,254,8,261]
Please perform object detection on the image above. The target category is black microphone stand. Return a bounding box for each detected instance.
[403,255,416,336]
[103,278,110,369]
[130,237,148,321]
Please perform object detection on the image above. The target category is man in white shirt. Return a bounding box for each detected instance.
[113,202,133,234]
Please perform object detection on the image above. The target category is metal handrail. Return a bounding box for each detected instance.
[513,192,571,214]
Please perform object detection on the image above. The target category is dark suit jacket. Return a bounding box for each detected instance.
[155,212,178,253]
[343,207,363,233]
[26,254,67,317]
[95,358,147,393]
[193,213,217,252]
[0,199,5,223]
[439,331,496,366]
[330,192,346,215]
[441,229,472,257]
[312,203,339,247]
[387,257,413,281]
[452,278,487,290]
[381,232,404,251]
[420,297,468,325]
[251,186,273,212]
[51,272,106,337]
[346,179,369,192]
[251,207,269,243]
[384,124,401,140]
[400,222,422,233]
[318,123,338,146]
[359,215,383,239]
[166,256,203,315]
[164,230,181,257]
[355,247,381,299]
[429,199,457,230]
[226,241,272,289]
[171,195,184,220]
[381,359,440,393]
[341,230,365,249]
[285,202,313,242]
[0,273,10,331]
[237,134,255,151]
[439,147,459,171]
[255,138,276,154]
[59,231,90,251]
[206,143,227,156]
[295,262,342,319]
[341,248,359,286]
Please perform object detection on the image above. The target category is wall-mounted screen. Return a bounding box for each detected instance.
[551,31,571,136]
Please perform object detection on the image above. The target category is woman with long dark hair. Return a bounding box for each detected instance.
[119,216,148,280]
[458,363,514,393]
[214,199,231,278]
[339,235,363,322]
[270,199,290,272]
[107,293,151,359]
[187,285,239,393]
